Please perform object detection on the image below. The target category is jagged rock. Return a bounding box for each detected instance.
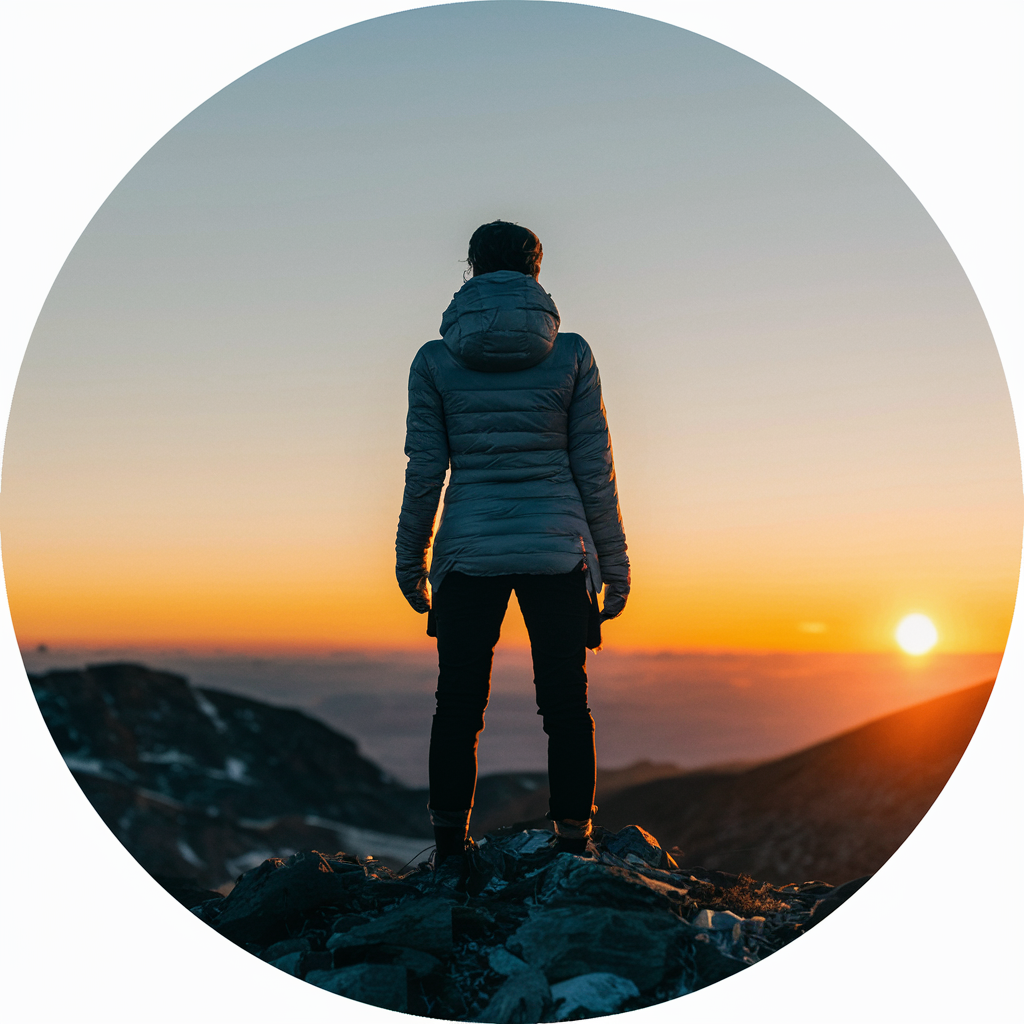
[331,913,370,934]
[305,964,409,1010]
[193,813,842,1013]
[806,874,872,927]
[475,967,551,1024]
[502,831,556,856]
[269,951,304,976]
[689,939,748,989]
[603,825,671,868]
[304,951,333,973]
[453,904,494,939]
[152,875,225,910]
[508,906,682,990]
[549,972,640,1020]
[214,851,363,944]
[488,947,532,977]
[261,936,311,961]
[389,948,443,978]
[538,856,681,913]
[326,896,453,956]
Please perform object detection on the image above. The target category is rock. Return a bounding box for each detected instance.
[475,967,551,1024]
[261,936,311,961]
[303,950,333,973]
[691,909,745,932]
[331,913,370,934]
[268,951,304,976]
[488,947,533,977]
[603,825,665,868]
[503,831,555,856]
[538,856,676,912]
[670,977,691,998]
[453,904,494,939]
[214,851,362,945]
[550,972,640,1019]
[689,939,748,990]
[327,896,453,955]
[153,875,226,910]
[304,964,409,1011]
[390,947,442,978]
[509,906,682,991]
[806,874,872,928]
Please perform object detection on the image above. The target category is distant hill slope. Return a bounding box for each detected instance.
[471,761,694,836]
[597,680,995,884]
[30,663,434,886]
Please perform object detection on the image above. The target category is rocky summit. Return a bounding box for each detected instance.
[181,824,863,1020]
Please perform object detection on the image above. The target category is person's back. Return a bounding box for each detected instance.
[398,270,624,601]
[395,220,629,863]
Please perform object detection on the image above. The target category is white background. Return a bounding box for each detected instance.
[1,2,1020,1021]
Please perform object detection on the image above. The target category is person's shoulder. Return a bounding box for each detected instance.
[413,338,446,360]
[555,332,592,358]
[555,332,597,372]
[410,338,447,372]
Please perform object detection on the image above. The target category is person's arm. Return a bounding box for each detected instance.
[395,350,449,613]
[566,339,630,620]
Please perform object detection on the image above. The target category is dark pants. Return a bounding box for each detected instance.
[428,570,596,824]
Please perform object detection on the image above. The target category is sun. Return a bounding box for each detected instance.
[896,614,938,655]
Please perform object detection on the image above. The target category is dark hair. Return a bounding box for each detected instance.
[467,221,543,279]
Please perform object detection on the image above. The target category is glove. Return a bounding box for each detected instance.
[598,551,630,621]
[396,566,430,614]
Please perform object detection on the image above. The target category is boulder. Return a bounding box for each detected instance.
[603,825,666,868]
[261,936,311,961]
[502,831,556,857]
[806,875,872,928]
[688,940,748,990]
[475,967,551,1024]
[327,896,453,956]
[268,951,303,976]
[389,947,442,978]
[487,947,532,977]
[538,856,675,912]
[508,906,682,991]
[214,851,363,944]
[550,972,640,1020]
[305,963,408,1011]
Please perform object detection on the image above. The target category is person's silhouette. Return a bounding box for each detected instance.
[396,220,629,862]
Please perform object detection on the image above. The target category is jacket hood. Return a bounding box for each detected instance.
[439,270,560,372]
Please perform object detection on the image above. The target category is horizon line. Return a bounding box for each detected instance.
[19,642,1007,660]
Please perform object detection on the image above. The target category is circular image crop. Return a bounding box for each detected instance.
[3,2,1020,1018]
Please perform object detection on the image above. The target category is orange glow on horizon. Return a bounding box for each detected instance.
[3,542,1014,655]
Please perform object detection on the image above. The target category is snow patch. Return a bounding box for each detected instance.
[139,749,195,765]
[177,839,206,869]
[224,757,251,783]
[303,816,433,864]
[191,689,227,733]
[225,849,277,879]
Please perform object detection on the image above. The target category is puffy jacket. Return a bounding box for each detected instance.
[395,270,628,613]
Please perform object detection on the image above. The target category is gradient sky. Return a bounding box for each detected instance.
[1,1,1020,653]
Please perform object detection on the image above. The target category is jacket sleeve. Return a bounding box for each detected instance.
[567,340,628,576]
[396,350,449,599]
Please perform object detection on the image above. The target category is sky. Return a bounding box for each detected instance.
[1,0,1020,654]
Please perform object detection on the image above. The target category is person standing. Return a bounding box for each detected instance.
[396,220,629,862]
